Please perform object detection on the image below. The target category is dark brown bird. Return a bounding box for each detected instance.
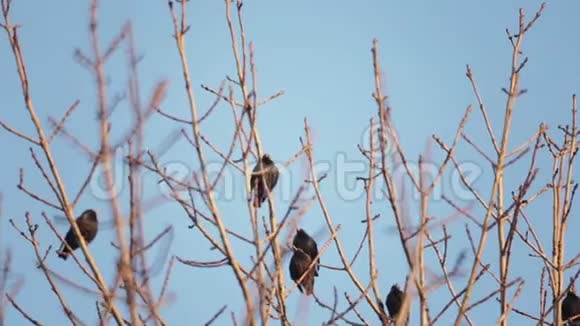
[386,284,405,320]
[289,229,319,296]
[562,290,580,324]
[57,209,98,260]
[250,154,279,208]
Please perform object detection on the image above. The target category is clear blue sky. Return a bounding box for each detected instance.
[1,1,579,325]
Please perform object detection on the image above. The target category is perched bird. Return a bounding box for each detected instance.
[250,154,279,208]
[386,284,405,320]
[57,209,98,260]
[562,290,580,324]
[289,229,320,296]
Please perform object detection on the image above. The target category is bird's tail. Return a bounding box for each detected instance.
[57,251,69,260]
[304,276,314,296]
[252,195,262,208]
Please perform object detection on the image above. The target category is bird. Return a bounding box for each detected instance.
[250,153,279,208]
[562,290,580,324]
[289,228,320,296]
[57,209,98,260]
[386,284,405,320]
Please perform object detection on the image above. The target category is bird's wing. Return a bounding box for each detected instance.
[250,162,261,191]
[313,243,320,275]
[289,253,304,293]
[79,220,97,242]
[289,253,300,281]
[269,166,279,190]
[61,228,76,252]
